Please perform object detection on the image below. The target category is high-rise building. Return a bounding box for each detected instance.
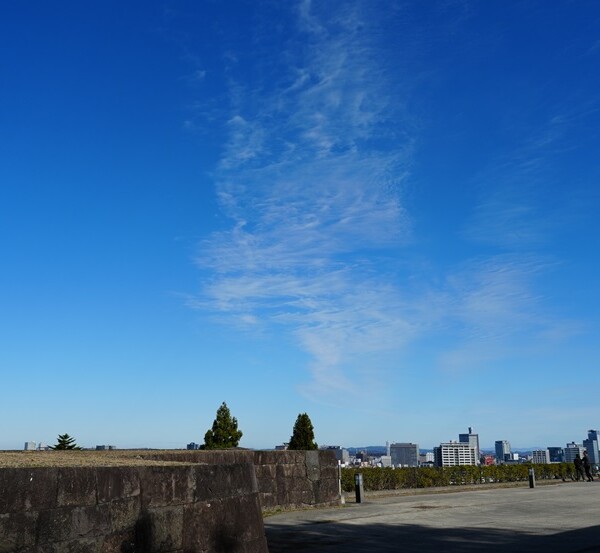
[532,450,550,464]
[495,440,511,464]
[548,447,564,463]
[459,427,480,465]
[390,443,419,467]
[24,441,36,451]
[564,442,585,463]
[434,442,477,467]
[584,430,600,465]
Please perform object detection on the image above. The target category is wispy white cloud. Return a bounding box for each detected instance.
[193,1,419,401]
[192,1,586,401]
[436,254,557,372]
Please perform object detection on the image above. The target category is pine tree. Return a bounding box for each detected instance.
[288,413,318,450]
[50,433,82,450]
[203,402,243,449]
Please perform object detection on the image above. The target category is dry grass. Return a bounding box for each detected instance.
[0,449,194,468]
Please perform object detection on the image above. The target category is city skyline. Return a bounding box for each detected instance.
[2,1,600,451]
[13,426,599,455]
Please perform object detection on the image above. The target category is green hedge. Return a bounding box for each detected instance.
[341,463,575,492]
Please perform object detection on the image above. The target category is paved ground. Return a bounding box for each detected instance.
[264,482,600,552]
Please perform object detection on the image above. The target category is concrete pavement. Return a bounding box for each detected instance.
[264,481,600,552]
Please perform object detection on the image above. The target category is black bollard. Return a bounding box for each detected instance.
[529,467,536,488]
[355,472,364,503]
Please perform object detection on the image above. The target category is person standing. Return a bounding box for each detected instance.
[574,454,586,482]
[583,451,594,482]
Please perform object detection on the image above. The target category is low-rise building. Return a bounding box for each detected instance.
[379,455,392,467]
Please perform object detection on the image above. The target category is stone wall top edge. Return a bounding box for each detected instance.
[0,449,263,468]
[0,449,338,469]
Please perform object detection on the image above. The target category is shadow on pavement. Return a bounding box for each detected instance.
[265,520,600,552]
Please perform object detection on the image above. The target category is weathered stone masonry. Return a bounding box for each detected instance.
[0,450,339,552]
[141,450,341,512]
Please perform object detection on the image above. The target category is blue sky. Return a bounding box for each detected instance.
[2,1,599,451]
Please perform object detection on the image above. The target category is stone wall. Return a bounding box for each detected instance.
[140,450,341,512]
[0,462,267,553]
[0,449,341,552]
[253,450,340,511]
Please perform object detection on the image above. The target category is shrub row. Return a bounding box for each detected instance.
[341,463,576,492]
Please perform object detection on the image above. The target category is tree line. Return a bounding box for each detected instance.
[47,402,318,451]
[202,402,317,450]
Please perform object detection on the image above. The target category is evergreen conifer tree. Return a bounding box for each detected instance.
[288,413,318,450]
[203,402,243,449]
[50,433,82,450]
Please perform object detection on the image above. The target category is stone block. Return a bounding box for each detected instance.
[255,476,277,493]
[253,451,280,466]
[317,478,341,502]
[100,530,135,553]
[37,504,110,543]
[194,463,256,502]
[0,468,58,513]
[140,466,194,508]
[275,463,306,479]
[57,468,97,507]
[51,538,102,553]
[258,492,276,510]
[284,487,316,508]
[253,463,276,479]
[319,450,337,462]
[139,506,184,552]
[275,488,289,507]
[108,497,140,533]
[182,494,266,552]
[320,465,339,480]
[305,450,321,482]
[17,546,57,553]
[0,511,38,553]
[281,477,312,494]
[96,468,140,504]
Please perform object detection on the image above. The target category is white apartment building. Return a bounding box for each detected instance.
[434,442,477,467]
[532,449,550,464]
